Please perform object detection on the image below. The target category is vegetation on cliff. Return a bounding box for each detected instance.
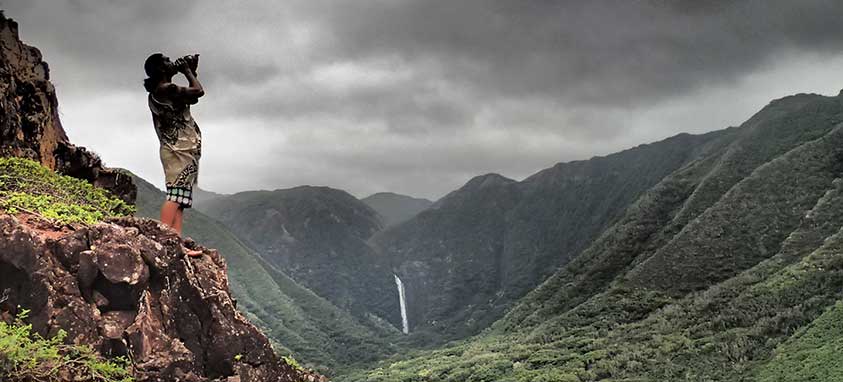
[0,203,321,381]
[0,157,134,224]
[1,309,132,382]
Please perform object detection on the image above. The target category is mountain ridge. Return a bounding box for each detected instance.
[369,126,728,342]
[343,90,843,381]
[361,192,432,228]
[192,183,401,328]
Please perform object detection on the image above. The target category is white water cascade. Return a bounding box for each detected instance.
[394,274,409,334]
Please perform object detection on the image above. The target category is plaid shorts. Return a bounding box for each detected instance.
[166,186,193,208]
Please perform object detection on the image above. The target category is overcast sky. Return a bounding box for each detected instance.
[4,1,843,200]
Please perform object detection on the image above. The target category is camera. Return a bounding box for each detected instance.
[174,54,199,76]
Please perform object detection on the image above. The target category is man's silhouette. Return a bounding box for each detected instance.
[143,53,204,257]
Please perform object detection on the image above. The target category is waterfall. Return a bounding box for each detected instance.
[394,274,409,334]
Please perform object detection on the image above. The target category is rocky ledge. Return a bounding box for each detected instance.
[0,212,327,382]
[0,12,136,204]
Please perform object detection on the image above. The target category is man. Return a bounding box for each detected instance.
[143,52,204,257]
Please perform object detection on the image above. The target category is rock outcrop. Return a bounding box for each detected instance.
[0,12,135,204]
[0,212,326,382]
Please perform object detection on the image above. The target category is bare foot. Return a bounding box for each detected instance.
[184,248,204,258]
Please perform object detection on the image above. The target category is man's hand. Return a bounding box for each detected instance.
[189,54,199,75]
[176,55,199,76]
[175,57,192,74]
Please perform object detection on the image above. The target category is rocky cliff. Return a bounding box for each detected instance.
[0,213,325,381]
[0,12,135,204]
[132,172,403,372]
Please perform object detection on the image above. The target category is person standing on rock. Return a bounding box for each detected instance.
[143,52,204,257]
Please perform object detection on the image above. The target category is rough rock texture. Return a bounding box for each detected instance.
[0,212,327,382]
[0,13,135,204]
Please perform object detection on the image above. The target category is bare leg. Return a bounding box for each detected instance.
[174,206,203,257]
[172,206,184,234]
[160,200,180,228]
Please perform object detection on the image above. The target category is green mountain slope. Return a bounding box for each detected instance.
[342,91,843,381]
[130,173,404,374]
[369,128,728,342]
[193,186,400,326]
[758,300,843,381]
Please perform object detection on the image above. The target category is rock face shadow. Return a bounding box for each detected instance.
[0,260,42,317]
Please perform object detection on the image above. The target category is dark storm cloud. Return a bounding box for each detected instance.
[200,0,843,136]
[204,62,281,87]
[219,68,473,133]
[2,0,842,199]
[1,0,201,90]
[307,0,843,107]
[16,1,197,62]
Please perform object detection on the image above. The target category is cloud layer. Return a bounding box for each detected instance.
[4,0,843,199]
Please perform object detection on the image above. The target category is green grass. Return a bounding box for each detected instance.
[0,309,132,382]
[282,354,304,371]
[0,157,134,224]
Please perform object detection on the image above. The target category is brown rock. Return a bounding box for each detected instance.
[100,310,135,339]
[91,239,149,286]
[0,213,327,382]
[91,289,110,308]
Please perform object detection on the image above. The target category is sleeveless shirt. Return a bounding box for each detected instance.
[148,93,202,188]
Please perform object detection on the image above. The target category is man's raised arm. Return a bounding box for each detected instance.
[173,55,204,101]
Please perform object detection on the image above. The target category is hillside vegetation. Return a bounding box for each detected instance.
[342,92,843,381]
[370,126,729,342]
[193,186,401,328]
